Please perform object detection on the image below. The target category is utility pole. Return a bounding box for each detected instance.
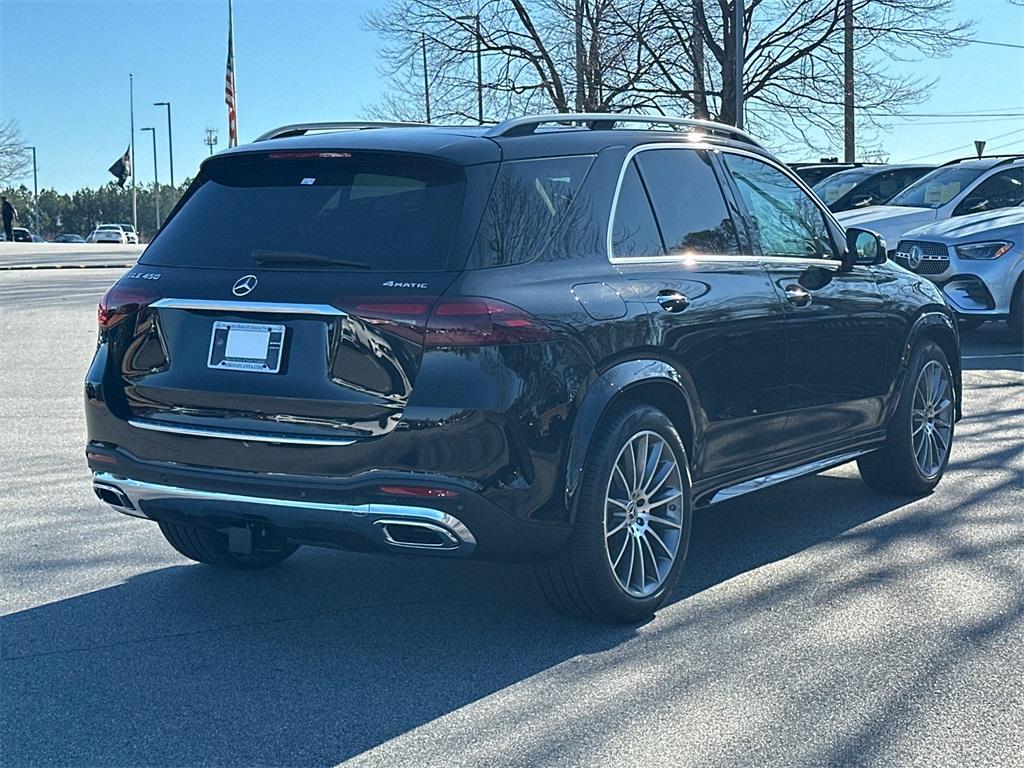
[574,0,585,112]
[27,146,38,233]
[843,0,855,162]
[422,33,431,123]
[733,0,744,129]
[204,127,219,156]
[691,0,708,119]
[154,101,175,188]
[141,127,160,230]
[457,15,483,124]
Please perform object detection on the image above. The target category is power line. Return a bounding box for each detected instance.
[951,36,1024,50]
[902,127,1024,161]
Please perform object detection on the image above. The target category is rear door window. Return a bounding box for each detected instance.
[634,149,740,256]
[469,155,594,267]
[141,152,467,271]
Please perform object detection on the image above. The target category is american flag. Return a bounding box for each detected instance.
[225,0,237,147]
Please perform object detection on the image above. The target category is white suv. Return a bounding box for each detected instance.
[114,223,140,244]
[837,156,1024,252]
[894,205,1024,340]
[87,224,135,244]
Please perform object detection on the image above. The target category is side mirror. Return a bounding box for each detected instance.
[843,227,887,268]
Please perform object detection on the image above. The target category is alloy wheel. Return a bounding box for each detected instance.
[911,360,954,478]
[603,430,685,597]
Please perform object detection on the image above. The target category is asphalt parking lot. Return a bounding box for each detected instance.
[1,265,1022,767]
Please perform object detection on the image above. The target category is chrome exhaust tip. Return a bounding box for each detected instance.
[374,519,464,550]
[93,482,134,511]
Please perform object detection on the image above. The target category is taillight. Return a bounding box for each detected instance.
[342,296,554,347]
[426,298,555,346]
[98,285,159,329]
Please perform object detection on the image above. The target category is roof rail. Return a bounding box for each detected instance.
[254,121,429,142]
[939,153,1024,168]
[484,113,763,147]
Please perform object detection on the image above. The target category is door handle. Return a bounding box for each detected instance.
[656,290,691,313]
[783,284,812,307]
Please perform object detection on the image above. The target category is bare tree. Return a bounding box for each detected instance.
[0,120,31,186]
[365,0,972,154]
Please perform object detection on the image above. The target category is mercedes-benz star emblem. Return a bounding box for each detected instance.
[232,275,258,297]
[907,245,924,271]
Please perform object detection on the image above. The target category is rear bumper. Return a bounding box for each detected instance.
[93,471,478,555]
[87,444,571,561]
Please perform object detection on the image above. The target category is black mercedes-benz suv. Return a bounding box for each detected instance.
[86,114,961,622]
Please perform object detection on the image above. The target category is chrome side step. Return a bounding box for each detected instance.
[707,450,868,506]
[91,472,476,554]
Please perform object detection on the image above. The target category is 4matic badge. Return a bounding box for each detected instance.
[382,280,428,289]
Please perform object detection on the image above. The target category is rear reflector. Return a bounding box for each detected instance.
[378,485,460,498]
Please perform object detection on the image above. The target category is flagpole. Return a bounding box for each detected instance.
[129,73,138,235]
[227,0,238,146]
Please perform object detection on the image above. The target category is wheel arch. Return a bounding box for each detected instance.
[563,359,699,522]
[903,310,963,420]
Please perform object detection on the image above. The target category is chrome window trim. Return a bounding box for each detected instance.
[128,418,359,446]
[150,298,345,316]
[605,143,846,266]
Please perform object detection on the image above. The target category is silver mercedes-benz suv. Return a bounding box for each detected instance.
[894,205,1024,340]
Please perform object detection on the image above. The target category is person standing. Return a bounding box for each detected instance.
[1,196,17,242]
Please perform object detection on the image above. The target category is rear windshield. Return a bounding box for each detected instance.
[888,166,984,209]
[141,152,467,271]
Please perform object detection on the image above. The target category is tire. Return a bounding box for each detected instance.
[537,402,692,623]
[955,316,985,333]
[858,341,955,495]
[158,521,298,569]
[1008,278,1023,344]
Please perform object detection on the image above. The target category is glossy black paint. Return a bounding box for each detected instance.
[85,125,962,561]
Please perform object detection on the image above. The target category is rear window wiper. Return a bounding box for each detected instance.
[252,250,370,269]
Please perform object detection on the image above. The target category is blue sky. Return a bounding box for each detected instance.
[1,0,1022,192]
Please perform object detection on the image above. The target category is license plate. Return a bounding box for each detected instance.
[207,321,285,373]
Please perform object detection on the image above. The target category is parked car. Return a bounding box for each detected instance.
[837,155,1024,253]
[0,227,33,242]
[53,233,86,243]
[790,161,877,187]
[87,114,962,623]
[87,225,129,244]
[812,165,935,213]
[893,205,1024,340]
[115,223,140,244]
[31,234,47,243]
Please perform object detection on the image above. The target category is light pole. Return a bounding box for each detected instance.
[422,32,431,123]
[154,101,174,188]
[456,14,483,124]
[204,127,219,156]
[26,146,38,233]
[141,127,160,230]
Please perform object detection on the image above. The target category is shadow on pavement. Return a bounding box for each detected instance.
[3,470,909,767]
